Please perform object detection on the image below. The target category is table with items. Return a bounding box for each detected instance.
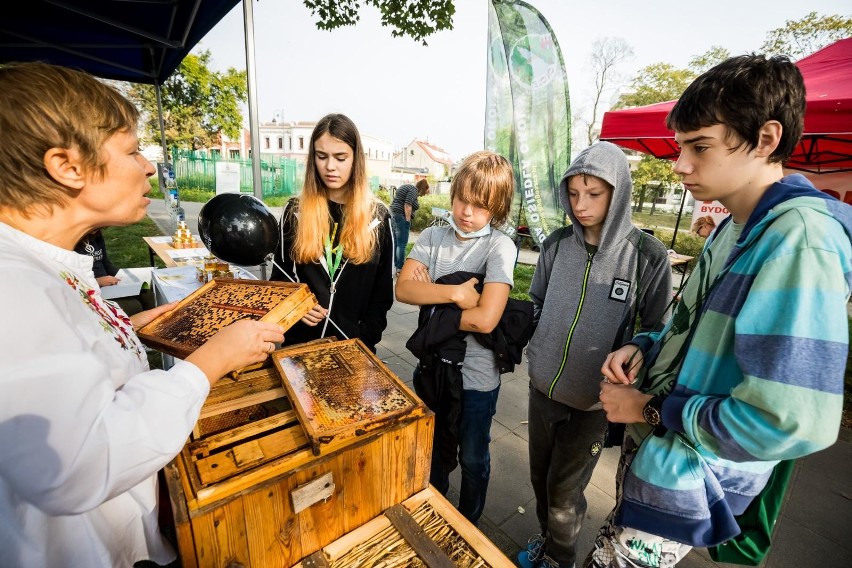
[668,251,695,288]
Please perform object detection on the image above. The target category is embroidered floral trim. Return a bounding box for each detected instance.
[60,271,144,358]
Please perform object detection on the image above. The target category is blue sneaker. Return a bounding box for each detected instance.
[517,534,545,568]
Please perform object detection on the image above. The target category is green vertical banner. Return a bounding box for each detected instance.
[486,0,571,243]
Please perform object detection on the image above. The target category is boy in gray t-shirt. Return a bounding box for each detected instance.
[396,151,516,525]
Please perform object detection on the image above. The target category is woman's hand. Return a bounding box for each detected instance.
[599,381,651,424]
[97,275,120,286]
[451,277,481,310]
[601,344,644,385]
[130,301,178,330]
[300,304,328,327]
[186,320,285,386]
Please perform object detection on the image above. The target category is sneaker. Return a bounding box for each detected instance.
[537,554,565,568]
[517,534,546,568]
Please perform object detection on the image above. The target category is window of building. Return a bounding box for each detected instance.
[229,149,240,160]
[410,149,414,156]
[289,137,292,150]
[264,137,270,149]
[298,136,304,150]
[278,137,283,149]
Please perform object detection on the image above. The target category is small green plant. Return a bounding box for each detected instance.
[412,194,452,232]
[375,188,391,206]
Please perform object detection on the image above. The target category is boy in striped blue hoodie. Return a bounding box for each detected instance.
[587,54,852,567]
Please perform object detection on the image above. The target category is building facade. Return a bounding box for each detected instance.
[393,140,453,181]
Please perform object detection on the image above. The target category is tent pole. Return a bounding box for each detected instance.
[243,0,262,202]
[155,82,168,163]
[242,0,266,278]
[670,188,686,249]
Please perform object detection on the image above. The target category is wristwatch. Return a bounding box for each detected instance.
[642,395,664,428]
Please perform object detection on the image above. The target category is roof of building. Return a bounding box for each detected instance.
[415,140,454,165]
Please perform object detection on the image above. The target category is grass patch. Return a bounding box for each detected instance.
[511,263,534,301]
[102,217,166,268]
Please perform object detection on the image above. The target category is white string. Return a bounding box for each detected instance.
[267,255,349,340]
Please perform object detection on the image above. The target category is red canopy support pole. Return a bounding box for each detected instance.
[670,188,687,250]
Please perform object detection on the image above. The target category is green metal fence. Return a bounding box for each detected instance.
[171,148,305,198]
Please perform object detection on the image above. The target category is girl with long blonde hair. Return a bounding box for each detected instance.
[271,114,393,351]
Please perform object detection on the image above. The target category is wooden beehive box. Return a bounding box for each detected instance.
[138,278,316,359]
[163,338,434,568]
[295,486,515,568]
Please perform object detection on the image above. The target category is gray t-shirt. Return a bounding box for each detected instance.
[409,225,516,391]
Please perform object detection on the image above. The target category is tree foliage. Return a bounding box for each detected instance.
[614,62,694,109]
[302,0,455,44]
[127,51,247,150]
[631,154,681,212]
[761,11,852,60]
[688,45,731,74]
[613,46,732,110]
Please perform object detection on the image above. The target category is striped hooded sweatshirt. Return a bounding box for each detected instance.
[526,141,672,410]
[618,174,852,547]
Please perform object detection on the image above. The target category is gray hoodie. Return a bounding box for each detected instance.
[526,142,672,410]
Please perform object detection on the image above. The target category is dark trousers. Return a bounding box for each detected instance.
[391,214,410,271]
[429,385,500,525]
[528,385,608,566]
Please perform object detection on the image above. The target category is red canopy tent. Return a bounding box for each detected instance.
[599,37,852,174]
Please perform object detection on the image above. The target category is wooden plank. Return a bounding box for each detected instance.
[162,460,200,568]
[295,463,344,558]
[414,413,435,491]
[194,425,308,486]
[243,480,302,568]
[382,416,420,509]
[191,498,249,568]
[198,387,286,420]
[339,434,382,534]
[385,504,456,568]
[291,471,335,514]
[188,410,299,456]
[204,368,281,406]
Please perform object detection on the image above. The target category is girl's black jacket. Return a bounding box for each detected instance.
[270,198,394,352]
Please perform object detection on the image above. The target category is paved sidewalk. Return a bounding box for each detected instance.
[147,199,852,568]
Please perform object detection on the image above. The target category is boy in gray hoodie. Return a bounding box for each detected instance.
[519,142,672,568]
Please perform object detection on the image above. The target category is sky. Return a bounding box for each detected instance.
[192,0,850,160]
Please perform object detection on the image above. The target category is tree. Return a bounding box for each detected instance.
[613,62,694,109]
[613,45,733,111]
[128,51,247,151]
[302,0,455,44]
[689,46,731,74]
[631,154,681,214]
[581,37,634,146]
[761,11,852,60]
